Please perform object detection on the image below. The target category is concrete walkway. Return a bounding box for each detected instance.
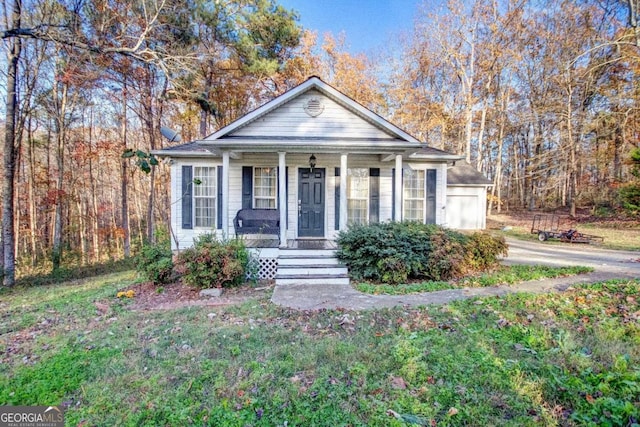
[270,272,629,311]
[271,238,640,311]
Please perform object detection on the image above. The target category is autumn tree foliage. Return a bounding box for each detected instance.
[1,0,639,284]
[389,0,640,215]
[0,0,301,284]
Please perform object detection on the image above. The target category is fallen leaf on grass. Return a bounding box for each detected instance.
[447,407,459,416]
[390,376,408,389]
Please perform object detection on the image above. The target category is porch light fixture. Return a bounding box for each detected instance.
[309,154,317,171]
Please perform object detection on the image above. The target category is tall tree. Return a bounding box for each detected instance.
[2,0,22,286]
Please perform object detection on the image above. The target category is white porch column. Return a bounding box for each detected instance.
[278,152,287,247]
[340,153,348,231]
[395,154,403,221]
[222,151,230,235]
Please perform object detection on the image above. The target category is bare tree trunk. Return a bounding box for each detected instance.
[476,106,487,171]
[489,88,509,215]
[90,156,100,262]
[614,123,623,181]
[132,184,145,247]
[489,113,505,215]
[464,103,473,163]
[27,122,38,266]
[565,85,577,218]
[51,81,68,272]
[2,0,22,286]
[121,84,131,257]
[76,197,87,265]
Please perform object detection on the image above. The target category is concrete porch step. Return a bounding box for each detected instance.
[277,257,344,267]
[276,265,348,276]
[274,275,351,286]
[275,248,350,286]
[278,248,338,257]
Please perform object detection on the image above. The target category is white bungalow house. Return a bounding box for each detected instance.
[154,77,490,283]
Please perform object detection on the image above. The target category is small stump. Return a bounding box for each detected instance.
[200,288,223,298]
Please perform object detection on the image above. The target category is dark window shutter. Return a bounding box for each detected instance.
[369,168,380,223]
[335,167,340,230]
[286,167,289,227]
[181,166,193,229]
[217,166,223,229]
[426,169,437,224]
[242,166,253,209]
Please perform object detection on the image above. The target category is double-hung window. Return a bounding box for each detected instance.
[403,169,425,222]
[347,168,369,224]
[254,167,277,209]
[193,166,217,227]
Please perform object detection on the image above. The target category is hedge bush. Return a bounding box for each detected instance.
[174,234,255,289]
[136,238,175,285]
[336,222,507,284]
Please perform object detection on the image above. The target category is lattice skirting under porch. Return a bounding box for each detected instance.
[257,257,278,280]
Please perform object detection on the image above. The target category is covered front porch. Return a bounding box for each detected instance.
[215,147,418,248]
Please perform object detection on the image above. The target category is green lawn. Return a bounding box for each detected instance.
[355,265,594,295]
[1,272,638,426]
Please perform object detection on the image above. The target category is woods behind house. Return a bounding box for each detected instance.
[1,0,639,281]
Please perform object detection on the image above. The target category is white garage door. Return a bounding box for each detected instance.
[447,195,480,229]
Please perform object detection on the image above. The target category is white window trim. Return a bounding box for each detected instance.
[193,166,217,228]
[253,166,277,209]
[347,168,369,225]
[403,169,425,222]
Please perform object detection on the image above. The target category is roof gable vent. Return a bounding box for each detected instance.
[304,97,324,117]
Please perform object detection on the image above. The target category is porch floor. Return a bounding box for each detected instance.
[243,238,337,250]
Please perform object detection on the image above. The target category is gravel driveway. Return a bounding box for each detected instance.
[503,238,640,279]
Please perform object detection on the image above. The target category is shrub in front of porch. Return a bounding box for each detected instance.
[174,234,253,289]
[336,222,507,284]
[136,237,175,285]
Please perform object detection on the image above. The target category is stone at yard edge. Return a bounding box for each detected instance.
[200,288,223,297]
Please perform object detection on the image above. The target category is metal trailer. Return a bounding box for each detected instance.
[530,214,604,244]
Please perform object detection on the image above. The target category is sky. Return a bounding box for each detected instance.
[278,0,423,54]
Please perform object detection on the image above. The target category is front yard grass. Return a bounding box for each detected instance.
[355,265,594,295]
[1,271,638,426]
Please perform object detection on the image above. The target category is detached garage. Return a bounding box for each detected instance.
[446,162,492,230]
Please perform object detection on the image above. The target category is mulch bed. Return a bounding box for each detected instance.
[126,280,273,311]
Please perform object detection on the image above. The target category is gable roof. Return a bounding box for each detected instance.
[447,162,493,186]
[153,77,464,161]
[202,76,419,144]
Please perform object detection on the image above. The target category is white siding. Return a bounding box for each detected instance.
[171,155,456,249]
[232,90,395,140]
